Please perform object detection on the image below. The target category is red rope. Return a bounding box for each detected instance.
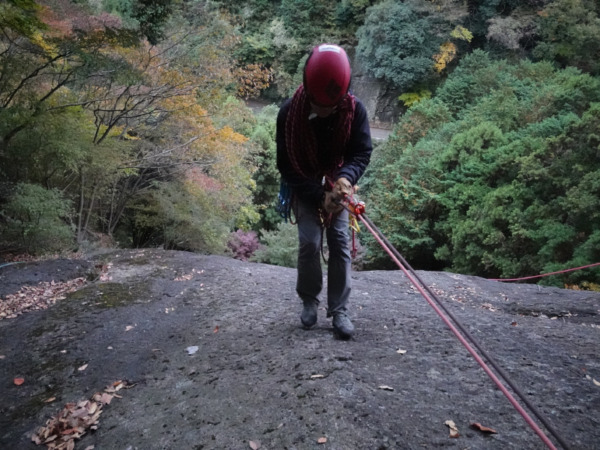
[341,195,566,449]
[357,214,558,449]
[489,262,600,282]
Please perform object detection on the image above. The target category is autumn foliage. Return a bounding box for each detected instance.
[0,0,269,255]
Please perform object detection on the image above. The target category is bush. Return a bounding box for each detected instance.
[227,230,261,261]
[252,222,298,268]
[0,183,74,254]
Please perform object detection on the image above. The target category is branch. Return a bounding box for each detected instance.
[2,53,67,108]
[117,159,218,170]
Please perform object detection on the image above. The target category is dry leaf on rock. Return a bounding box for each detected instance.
[317,437,327,444]
[249,440,260,449]
[378,385,394,391]
[310,374,325,379]
[187,346,199,355]
[125,325,135,331]
[445,420,460,438]
[213,326,219,333]
[14,377,25,386]
[78,364,88,371]
[32,380,133,449]
[470,422,497,434]
[0,277,86,320]
[45,397,57,403]
[396,349,407,354]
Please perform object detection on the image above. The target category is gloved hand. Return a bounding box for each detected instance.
[322,177,353,215]
[333,177,352,200]
[323,191,343,214]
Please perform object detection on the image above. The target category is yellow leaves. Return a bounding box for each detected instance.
[30,31,59,57]
[433,42,457,73]
[433,26,472,73]
[399,90,432,107]
[217,126,248,145]
[234,64,274,99]
[450,25,473,42]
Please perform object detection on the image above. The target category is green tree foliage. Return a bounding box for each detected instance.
[280,0,336,43]
[335,0,373,34]
[0,183,74,254]
[0,0,260,255]
[533,0,600,76]
[363,50,600,285]
[102,0,174,44]
[248,105,281,232]
[355,0,446,91]
[252,222,298,268]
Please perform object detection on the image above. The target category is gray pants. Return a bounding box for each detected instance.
[296,198,351,315]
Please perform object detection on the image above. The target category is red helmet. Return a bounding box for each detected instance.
[303,44,351,107]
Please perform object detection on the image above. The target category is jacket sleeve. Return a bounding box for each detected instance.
[276,100,324,205]
[337,99,373,186]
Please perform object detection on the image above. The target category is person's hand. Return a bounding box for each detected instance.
[333,177,352,200]
[322,178,353,214]
[323,191,343,214]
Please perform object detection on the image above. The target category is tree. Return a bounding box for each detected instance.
[248,104,281,233]
[0,183,74,254]
[533,0,600,75]
[355,0,446,91]
[1,0,259,255]
[362,50,600,287]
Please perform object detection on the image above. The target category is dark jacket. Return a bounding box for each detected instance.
[276,96,373,205]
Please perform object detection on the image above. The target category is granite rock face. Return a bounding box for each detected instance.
[1,249,598,449]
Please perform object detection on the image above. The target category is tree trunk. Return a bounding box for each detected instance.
[77,169,85,244]
[82,182,98,239]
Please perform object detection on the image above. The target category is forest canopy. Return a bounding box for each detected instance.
[1,0,599,287]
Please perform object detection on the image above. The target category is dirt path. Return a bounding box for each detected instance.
[1,249,599,449]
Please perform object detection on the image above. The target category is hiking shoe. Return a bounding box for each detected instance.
[332,313,354,339]
[301,301,318,328]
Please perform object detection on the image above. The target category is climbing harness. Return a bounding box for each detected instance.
[340,194,570,450]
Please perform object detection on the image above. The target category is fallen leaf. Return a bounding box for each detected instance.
[511,321,518,326]
[78,364,88,371]
[213,326,219,333]
[396,349,407,354]
[445,420,460,438]
[311,374,325,379]
[593,378,600,387]
[249,440,260,449]
[13,377,25,386]
[470,422,497,434]
[187,346,199,355]
[45,397,56,403]
[317,437,327,444]
[125,325,135,331]
[378,385,394,391]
